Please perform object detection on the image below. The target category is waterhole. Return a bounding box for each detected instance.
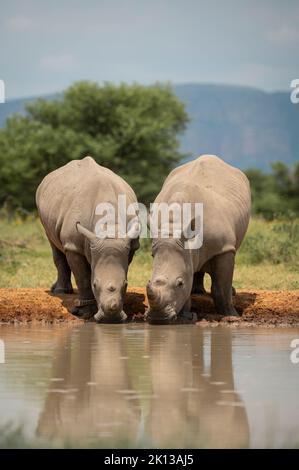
[0,323,298,448]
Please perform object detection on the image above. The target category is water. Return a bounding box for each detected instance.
[0,323,299,448]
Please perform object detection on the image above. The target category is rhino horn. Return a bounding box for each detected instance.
[146,281,162,308]
[76,222,96,241]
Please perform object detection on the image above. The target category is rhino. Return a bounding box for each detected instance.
[36,156,140,323]
[146,155,251,323]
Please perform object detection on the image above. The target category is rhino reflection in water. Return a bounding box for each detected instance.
[36,325,141,444]
[37,326,249,448]
[146,328,249,448]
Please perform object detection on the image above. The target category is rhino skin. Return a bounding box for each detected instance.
[146,155,251,323]
[36,156,139,323]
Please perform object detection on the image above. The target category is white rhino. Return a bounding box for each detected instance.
[36,156,139,323]
[146,155,251,323]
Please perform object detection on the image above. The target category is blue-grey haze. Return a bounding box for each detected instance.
[1,83,298,170]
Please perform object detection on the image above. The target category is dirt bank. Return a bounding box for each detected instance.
[0,287,299,327]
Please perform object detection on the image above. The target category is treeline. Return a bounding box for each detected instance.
[0,80,298,219]
[245,162,299,219]
[0,81,188,212]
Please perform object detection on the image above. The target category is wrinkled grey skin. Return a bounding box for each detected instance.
[36,156,139,323]
[146,155,251,323]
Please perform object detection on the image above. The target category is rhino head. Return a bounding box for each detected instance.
[146,210,202,324]
[146,238,194,324]
[77,222,139,323]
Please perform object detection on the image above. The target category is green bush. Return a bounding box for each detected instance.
[0,81,188,211]
[246,162,299,220]
[238,218,299,268]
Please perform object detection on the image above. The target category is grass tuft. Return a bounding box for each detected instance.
[0,216,298,290]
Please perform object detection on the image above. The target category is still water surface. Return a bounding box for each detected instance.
[0,323,299,448]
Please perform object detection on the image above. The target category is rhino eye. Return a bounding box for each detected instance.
[107,283,116,292]
[176,278,184,288]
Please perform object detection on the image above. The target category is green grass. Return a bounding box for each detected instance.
[0,423,138,449]
[0,423,298,449]
[0,216,298,290]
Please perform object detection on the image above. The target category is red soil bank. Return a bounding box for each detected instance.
[1,287,299,327]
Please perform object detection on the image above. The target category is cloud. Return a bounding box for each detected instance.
[267,24,299,46]
[5,16,36,32]
[39,54,77,71]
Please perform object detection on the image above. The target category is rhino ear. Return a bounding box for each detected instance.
[181,212,203,250]
[148,209,159,238]
[76,222,96,242]
[127,216,141,239]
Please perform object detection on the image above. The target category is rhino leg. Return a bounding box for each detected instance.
[210,252,239,317]
[191,271,206,295]
[50,242,73,294]
[65,251,97,319]
[178,297,197,322]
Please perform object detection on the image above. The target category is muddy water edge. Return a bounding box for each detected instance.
[0,323,299,448]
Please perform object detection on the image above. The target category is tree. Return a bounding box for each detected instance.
[0,81,188,211]
[245,161,299,219]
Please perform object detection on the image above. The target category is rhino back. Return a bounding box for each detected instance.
[155,155,251,258]
[36,156,137,253]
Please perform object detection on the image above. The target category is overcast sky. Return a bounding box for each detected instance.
[1,0,298,99]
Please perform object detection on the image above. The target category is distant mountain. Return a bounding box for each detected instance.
[0,96,32,126]
[175,84,299,170]
[0,93,57,128]
[1,84,298,170]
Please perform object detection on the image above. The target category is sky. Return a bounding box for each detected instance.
[0,0,299,99]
